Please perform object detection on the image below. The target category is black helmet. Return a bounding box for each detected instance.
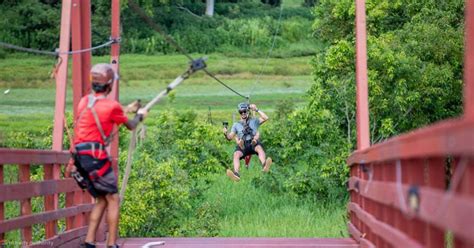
[237,102,249,113]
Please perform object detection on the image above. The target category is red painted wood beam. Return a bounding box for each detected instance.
[72,0,85,118]
[50,0,73,239]
[349,202,422,248]
[0,179,78,202]
[115,237,359,247]
[52,0,72,151]
[19,164,32,244]
[348,118,474,165]
[464,0,474,120]
[29,227,88,248]
[0,204,93,234]
[348,222,375,248]
[0,149,70,165]
[348,177,474,244]
[80,0,92,97]
[109,0,122,179]
[355,0,370,150]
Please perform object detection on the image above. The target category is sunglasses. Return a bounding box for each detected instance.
[239,110,248,114]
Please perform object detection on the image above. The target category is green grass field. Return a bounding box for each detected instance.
[0,54,313,141]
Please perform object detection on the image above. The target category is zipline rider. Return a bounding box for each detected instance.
[223,103,272,181]
[71,63,147,248]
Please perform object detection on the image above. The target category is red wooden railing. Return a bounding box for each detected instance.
[347,118,474,247]
[348,0,474,247]
[1,1,120,247]
[0,149,101,247]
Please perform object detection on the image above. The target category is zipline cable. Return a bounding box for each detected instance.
[128,0,248,100]
[248,3,284,103]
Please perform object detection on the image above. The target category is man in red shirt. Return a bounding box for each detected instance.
[72,63,147,248]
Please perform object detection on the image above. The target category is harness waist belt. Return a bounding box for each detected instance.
[75,142,105,151]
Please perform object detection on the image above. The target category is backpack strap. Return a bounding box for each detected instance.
[87,94,111,145]
[75,94,111,146]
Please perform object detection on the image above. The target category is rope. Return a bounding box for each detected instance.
[119,128,138,202]
[120,63,204,201]
[128,0,248,100]
[248,3,284,102]
[0,39,118,56]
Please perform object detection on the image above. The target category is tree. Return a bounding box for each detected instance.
[205,0,214,17]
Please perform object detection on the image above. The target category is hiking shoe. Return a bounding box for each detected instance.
[226,169,240,182]
[262,157,272,172]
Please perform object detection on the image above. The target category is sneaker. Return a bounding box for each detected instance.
[262,157,272,172]
[226,169,240,182]
[81,243,96,248]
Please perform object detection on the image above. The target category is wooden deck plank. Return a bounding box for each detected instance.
[98,238,358,248]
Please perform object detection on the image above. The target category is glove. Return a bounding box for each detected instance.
[137,108,148,121]
[124,100,142,114]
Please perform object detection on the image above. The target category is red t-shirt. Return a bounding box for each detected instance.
[73,94,128,145]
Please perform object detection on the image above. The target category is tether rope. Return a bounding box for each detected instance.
[128,0,248,100]
[0,39,117,56]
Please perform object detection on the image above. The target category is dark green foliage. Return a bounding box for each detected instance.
[0,1,314,57]
[0,0,60,51]
[260,0,281,7]
[255,0,464,202]
[119,110,227,237]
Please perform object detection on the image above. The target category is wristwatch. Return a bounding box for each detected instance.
[255,108,259,112]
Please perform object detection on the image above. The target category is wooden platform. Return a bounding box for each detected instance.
[98,238,359,248]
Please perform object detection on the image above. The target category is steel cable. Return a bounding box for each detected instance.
[0,39,117,56]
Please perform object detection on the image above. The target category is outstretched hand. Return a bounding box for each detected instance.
[124,100,142,114]
[249,104,257,111]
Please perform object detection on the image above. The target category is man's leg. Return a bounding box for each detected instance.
[227,151,243,181]
[105,193,120,246]
[254,145,266,165]
[233,151,243,173]
[255,145,272,172]
[85,196,107,244]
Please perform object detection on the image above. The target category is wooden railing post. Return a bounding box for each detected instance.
[425,158,445,248]
[44,164,57,238]
[19,164,32,245]
[355,0,370,150]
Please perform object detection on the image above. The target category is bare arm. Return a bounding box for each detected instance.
[223,127,236,141]
[123,108,148,130]
[250,104,268,124]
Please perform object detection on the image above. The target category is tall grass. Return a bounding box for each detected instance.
[204,161,348,237]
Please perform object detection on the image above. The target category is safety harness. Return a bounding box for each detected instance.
[240,119,255,141]
[72,94,113,188]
